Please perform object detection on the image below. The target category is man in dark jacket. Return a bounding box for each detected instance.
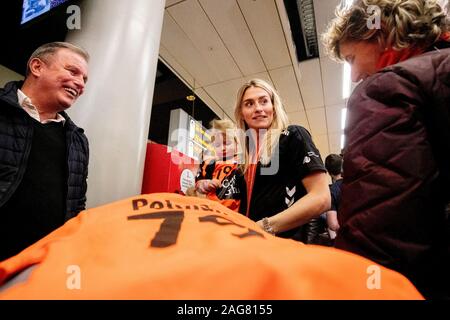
[0,42,89,261]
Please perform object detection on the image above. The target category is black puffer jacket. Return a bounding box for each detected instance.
[0,81,89,220]
[336,45,450,299]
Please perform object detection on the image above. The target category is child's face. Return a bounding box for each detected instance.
[212,133,236,160]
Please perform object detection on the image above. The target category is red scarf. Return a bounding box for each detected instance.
[376,32,450,70]
[376,46,424,70]
[441,31,450,42]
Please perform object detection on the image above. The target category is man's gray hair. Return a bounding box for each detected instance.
[26,42,89,76]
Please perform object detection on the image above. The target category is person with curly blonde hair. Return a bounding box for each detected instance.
[322,0,450,299]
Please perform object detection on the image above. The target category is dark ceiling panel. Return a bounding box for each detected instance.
[0,0,76,75]
[283,0,319,61]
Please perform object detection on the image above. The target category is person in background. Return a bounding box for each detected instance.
[324,153,343,240]
[234,78,330,240]
[322,0,450,298]
[194,119,243,212]
[0,42,89,261]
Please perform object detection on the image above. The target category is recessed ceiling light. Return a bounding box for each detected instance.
[341,108,347,130]
[342,62,351,99]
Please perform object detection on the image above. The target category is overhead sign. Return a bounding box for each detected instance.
[168,109,213,162]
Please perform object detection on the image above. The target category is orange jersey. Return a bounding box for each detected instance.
[196,160,242,211]
[0,193,422,300]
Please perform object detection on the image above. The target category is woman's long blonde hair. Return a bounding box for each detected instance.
[234,79,289,174]
[322,0,449,61]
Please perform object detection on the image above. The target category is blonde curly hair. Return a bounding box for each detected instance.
[322,0,449,61]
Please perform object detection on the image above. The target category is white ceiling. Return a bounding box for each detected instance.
[159,0,347,157]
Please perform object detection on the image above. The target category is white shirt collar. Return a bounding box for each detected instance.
[17,89,66,125]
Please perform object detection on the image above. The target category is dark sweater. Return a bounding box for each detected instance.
[0,120,67,260]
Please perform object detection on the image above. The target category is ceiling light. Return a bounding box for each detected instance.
[341,108,347,130]
[342,62,352,99]
[340,134,345,150]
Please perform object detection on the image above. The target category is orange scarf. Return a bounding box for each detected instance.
[244,137,261,217]
[244,163,257,217]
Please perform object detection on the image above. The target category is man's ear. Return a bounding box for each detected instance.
[28,58,45,77]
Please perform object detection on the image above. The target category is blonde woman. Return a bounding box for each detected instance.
[322,0,450,298]
[234,79,330,240]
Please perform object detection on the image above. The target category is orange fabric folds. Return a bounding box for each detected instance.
[0,193,423,300]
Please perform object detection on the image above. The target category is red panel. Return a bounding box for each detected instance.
[141,142,198,195]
